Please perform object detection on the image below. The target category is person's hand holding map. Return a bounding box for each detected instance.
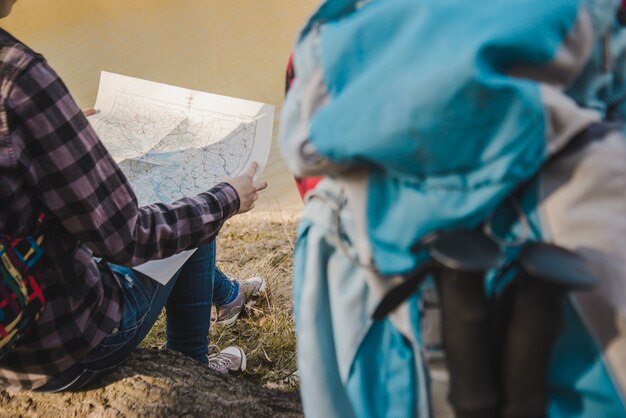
[225,161,268,213]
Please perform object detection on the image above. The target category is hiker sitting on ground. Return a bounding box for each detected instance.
[0,0,267,391]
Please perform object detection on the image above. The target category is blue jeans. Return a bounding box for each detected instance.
[36,241,233,392]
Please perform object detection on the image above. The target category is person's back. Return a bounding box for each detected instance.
[0,28,126,389]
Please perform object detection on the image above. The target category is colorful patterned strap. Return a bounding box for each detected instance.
[0,213,46,356]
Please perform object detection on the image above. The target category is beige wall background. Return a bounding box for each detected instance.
[2,0,319,211]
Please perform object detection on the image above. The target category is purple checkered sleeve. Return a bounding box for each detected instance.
[0,29,240,389]
[9,60,240,265]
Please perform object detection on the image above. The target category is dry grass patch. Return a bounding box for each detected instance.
[142,210,300,391]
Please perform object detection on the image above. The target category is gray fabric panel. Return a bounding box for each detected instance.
[540,83,601,155]
[279,28,348,178]
[539,130,626,396]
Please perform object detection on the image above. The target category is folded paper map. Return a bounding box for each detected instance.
[89,71,274,283]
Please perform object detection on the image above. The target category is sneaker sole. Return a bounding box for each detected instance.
[214,311,241,328]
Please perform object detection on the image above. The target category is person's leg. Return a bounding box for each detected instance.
[211,267,236,307]
[165,242,247,373]
[36,260,182,392]
[165,242,215,362]
[36,245,217,392]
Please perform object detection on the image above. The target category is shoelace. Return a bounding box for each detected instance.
[208,354,233,370]
[207,344,235,370]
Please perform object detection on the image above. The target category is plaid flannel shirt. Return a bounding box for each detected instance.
[0,29,240,390]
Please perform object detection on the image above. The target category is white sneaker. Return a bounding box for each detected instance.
[207,346,247,374]
[214,276,266,327]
